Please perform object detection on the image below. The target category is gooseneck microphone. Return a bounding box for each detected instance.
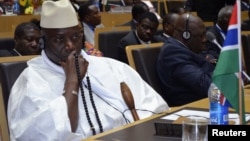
[206,32,222,49]
[206,32,250,81]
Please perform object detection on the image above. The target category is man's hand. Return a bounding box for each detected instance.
[60,51,89,83]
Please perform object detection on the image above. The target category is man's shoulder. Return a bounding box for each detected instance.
[206,26,218,33]
[26,56,44,68]
[119,20,132,26]
[0,49,15,57]
[153,34,165,42]
[124,30,135,36]
[120,31,136,41]
[161,38,191,53]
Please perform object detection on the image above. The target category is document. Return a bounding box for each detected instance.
[161,109,250,125]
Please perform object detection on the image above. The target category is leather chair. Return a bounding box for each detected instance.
[94,26,131,49]
[98,30,129,60]
[130,46,165,97]
[0,38,15,50]
[0,61,27,113]
[126,42,164,69]
[0,60,28,141]
[0,38,15,57]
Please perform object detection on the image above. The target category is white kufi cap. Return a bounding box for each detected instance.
[40,0,78,28]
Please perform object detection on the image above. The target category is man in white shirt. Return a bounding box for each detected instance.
[78,2,104,46]
[7,0,169,141]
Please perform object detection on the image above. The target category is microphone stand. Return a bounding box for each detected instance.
[209,37,250,81]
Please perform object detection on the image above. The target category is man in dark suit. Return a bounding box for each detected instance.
[204,6,233,60]
[157,12,179,42]
[0,22,41,57]
[117,12,162,64]
[157,13,215,106]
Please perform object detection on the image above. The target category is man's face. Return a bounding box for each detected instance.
[87,5,101,26]
[43,25,83,64]
[136,18,158,42]
[164,22,175,36]
[188,22,207,54]
[15,28,41,55]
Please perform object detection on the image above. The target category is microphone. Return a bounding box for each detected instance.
[206,32,222,50]
[206,32,250,81]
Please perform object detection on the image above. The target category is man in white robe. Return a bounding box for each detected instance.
[7,0,169,141]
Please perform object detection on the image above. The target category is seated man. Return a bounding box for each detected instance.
[77,21,103,57]
[157,13,215,106]
[7,0,169,140]
[0,21,41,57]
[204,6,233,60]
[118,1,149,30]
[117,12,162,64]
[78,2,104,47]
[157,12,180,42]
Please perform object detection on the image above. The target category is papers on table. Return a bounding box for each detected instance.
[161,109,250,125]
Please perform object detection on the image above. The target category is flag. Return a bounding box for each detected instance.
[212,0,246,124]
[219,94,231,108]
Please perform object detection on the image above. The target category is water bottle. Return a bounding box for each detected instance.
[208,83,229,125]
[13,0,20,15]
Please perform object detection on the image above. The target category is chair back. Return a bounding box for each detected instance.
[0,56,38,141]
[0,59,31,141]
[94,26,131,49]
[0,61,27,112]
[126,43,164,96]
[99,30,130,60]
[126,42,164,69]
[0,38,14,50]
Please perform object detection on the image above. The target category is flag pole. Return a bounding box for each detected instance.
[238,72,243,124]
[237,0,244,125]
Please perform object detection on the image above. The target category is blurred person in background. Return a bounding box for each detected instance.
[118,1,149,30]
[0,22,41,57]
[203,6,233,60]
[78,2,104,47]
[157,12,179,42]
[118,12,162,64]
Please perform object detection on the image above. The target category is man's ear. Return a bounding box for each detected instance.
[14,36,17,43]
[39,37,45,49]
[40,30,45,49]
[84,15,90,22]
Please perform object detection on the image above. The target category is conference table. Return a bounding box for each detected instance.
[83,90,250,141]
